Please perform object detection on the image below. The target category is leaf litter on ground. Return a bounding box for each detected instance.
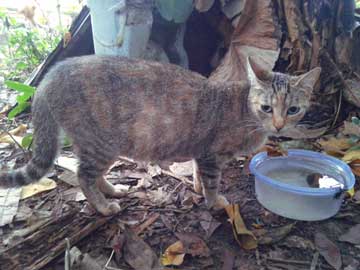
[225,204,257,249]
[161,232,210,266]
[315,232,342,270]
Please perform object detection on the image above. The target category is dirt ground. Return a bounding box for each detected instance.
[1,117,360,270]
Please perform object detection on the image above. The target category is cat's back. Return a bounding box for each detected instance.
[40,55,207,99]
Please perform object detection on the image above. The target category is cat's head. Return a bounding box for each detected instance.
[247,57,321,137]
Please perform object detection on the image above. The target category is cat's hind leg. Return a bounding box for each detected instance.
[78,155,121,216]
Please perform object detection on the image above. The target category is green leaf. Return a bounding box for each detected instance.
[5,80,36,95]
[15,61,27,70]
[8,102,31,119]
[155,0,193,23]
[62,136,73,148]
[16,92,33,103]
[21,134,33,149]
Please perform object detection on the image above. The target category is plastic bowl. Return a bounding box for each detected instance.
[249,149,355,221]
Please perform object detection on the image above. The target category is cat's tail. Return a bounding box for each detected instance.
[0,93,59,187]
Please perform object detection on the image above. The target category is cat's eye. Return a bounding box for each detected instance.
[287,106,300,115]
[261,105,272,113]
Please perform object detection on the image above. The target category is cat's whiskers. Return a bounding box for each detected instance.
[247,126,265,136]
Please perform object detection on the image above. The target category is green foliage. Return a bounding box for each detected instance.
[5,80,36,119]
[155,0,194,23]
[0,10,61,81]
[21,134,33,149]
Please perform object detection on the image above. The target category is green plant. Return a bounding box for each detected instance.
[0,9,61,81]
[5,80,36,119]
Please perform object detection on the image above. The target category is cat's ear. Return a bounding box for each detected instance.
[247,56,272,84]
[294,67,321,91]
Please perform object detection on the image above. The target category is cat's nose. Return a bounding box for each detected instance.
[275,126,282,132]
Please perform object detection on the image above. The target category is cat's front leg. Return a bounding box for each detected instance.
[194,153,230,209]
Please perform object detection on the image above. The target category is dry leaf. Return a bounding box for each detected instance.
[56,156,78,173]
[342,150,360,163]
[147,187,172,205]
[0,135,23,145]
[265,144,288,157]
[133,212,160,235]
[353,190,360,203]
[318,137,351,156]
[58,170,79,186]
[0,104,10,115]
[0,187,22,226]
[175,232,210,257]
[161,241,185,266]
[343,121,360,137]
[315,232,342,270]
[199,211,221,239]
[147,163,162,177]
[221,248,235,270]
[3,124,27,137]
[123,229,161,270]
[280,235,315,250]
[21,177,57,199]
[339,224,360,244]
[169,161,193,177]
[349,159,360,176]
[194,0,215,12]
[63,32,72,48]
[225,204,257,249]
[257,223,294,245]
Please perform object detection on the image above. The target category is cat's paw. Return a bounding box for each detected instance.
[97,202,121,216]
[204,192,229,210]
[213,195,229,210]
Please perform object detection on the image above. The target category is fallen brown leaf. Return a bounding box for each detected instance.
[339,224,360,245]
[225,204,257,250]
[132,212,160,235]
[169,161,193,177]
[343,121,360,137]
[353,190,360,203]
[318,137,351,156]
[265,144,288,157]
[315,232,342,270]
[161,241,185,266]
[199,211,221,239]
[123,229,161,270]
[280,235,315,250]
[342,149,360,163]
[349,159,360,176]
[257,223,295,245]
[221,248,235,270]
[175,232,210,257]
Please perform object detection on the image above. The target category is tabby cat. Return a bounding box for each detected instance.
[0,55,321,216]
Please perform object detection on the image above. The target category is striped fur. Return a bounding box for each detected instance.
[0,55,320,215]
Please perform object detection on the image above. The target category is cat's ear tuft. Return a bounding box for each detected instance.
[294,67,321,91]
[247,56,272,84]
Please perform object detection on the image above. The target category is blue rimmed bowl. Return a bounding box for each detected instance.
[249,149,355,221]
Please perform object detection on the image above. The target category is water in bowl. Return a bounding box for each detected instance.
[259,157,344,189]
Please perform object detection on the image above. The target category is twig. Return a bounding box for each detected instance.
[5,130,27,156]
[103,249,126,270]
[266,258,332,269]
[162,169,193,186]
[310,251,319,270]
[64,238,71,270]
[331,84,343,129]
